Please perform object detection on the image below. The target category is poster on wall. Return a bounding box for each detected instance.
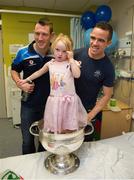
[9,44,24,55]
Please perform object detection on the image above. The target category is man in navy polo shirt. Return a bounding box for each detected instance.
[74,22,115,141]
[11,18,54,154]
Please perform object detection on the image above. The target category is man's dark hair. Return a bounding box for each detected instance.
[95,21,113,41]
[37,18,53,33]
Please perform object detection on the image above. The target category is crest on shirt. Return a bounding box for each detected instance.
[94,70,101,79]
[29,60,34,65]
[29,60,36,66]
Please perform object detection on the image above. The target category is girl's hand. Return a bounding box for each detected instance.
[17,79,27,86]
[66,51,74,62]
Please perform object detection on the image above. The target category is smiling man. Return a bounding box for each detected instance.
[11,18,54,154]
[74,22,115,141]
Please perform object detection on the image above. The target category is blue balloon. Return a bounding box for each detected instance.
[81,11,96,30]
[105,31,118,55]
[95,5,112,22]
[84,28,93,47]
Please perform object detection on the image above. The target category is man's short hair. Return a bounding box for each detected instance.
[95,21,113,41]
[37,18,53,33]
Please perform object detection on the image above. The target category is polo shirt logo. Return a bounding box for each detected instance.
[29,60,34,64]
[29,60,36,66]
[94,70,101,79]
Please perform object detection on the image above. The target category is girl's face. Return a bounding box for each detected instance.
[53,40,68,62]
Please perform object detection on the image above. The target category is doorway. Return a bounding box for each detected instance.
[0,29,7,118]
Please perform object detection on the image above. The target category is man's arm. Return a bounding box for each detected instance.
[11,70,21,86]
[87,86,113,121]
[11,70,34,93]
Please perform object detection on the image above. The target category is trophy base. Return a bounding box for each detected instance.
[45,153,80,175]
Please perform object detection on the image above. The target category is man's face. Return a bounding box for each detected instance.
[89,27,111,58]
[34,23,52,50]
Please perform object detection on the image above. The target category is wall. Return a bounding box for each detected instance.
[2,13,70,68]
[0,30,7,118]
[1,12,70,117]
[109,0,134,37]
[109,0,134,111]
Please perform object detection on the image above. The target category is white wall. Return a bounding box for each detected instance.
[109,0,134,38]
[109,0,134,111]
[0,30,7,118]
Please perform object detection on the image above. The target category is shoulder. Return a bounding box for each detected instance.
[74,47,89,61]
[104,55,114,70]
[74,47,88,55]
[17,45,29,55]
[47,58,55,65]
[103,56,115,78]
[12,45,29,64]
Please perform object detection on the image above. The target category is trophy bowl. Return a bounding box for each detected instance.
[30,120,94,175]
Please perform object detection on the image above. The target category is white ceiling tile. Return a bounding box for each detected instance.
[23,0,56,9]
[0,0,111,13]
[0,0,23,6]
[54,0,89,12]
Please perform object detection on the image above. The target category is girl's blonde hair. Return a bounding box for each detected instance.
[51,33,73,53]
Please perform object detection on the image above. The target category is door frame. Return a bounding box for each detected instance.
[0,29,7,118]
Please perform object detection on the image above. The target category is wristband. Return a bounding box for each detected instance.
[26,77,32,83]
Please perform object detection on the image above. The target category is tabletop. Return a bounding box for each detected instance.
[0,132,134,179]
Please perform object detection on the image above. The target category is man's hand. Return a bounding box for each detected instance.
[16,81,34,93]
[87,112,94,122]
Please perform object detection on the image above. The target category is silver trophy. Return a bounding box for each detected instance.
[30,120,94,175]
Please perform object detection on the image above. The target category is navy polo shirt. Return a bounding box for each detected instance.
[74,47,115,111]
[11,41,53,109]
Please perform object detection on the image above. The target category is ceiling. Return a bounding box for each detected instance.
[0,0,111,14]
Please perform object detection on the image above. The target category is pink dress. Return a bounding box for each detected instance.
[43,60,87,133]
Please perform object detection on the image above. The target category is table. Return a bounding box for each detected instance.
[0,132,134,179]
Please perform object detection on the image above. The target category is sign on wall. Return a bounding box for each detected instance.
[9,44,24,55]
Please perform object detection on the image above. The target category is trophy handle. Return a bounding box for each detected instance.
[29,121,39,137]
[84,122,94,136]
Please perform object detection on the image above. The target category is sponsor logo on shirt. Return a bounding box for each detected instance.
[94,70,101,79]
[28,60,36,66]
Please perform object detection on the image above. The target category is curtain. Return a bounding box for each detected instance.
[70,17,85,49]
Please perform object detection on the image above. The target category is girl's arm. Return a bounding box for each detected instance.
[19,62,49,85]
[67,51,81,78]
[11,70,34,93]
[26,62,49,82]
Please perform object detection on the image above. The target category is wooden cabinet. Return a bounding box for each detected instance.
[101,100,132,139]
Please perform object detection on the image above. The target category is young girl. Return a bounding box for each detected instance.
[19,33,87,133]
